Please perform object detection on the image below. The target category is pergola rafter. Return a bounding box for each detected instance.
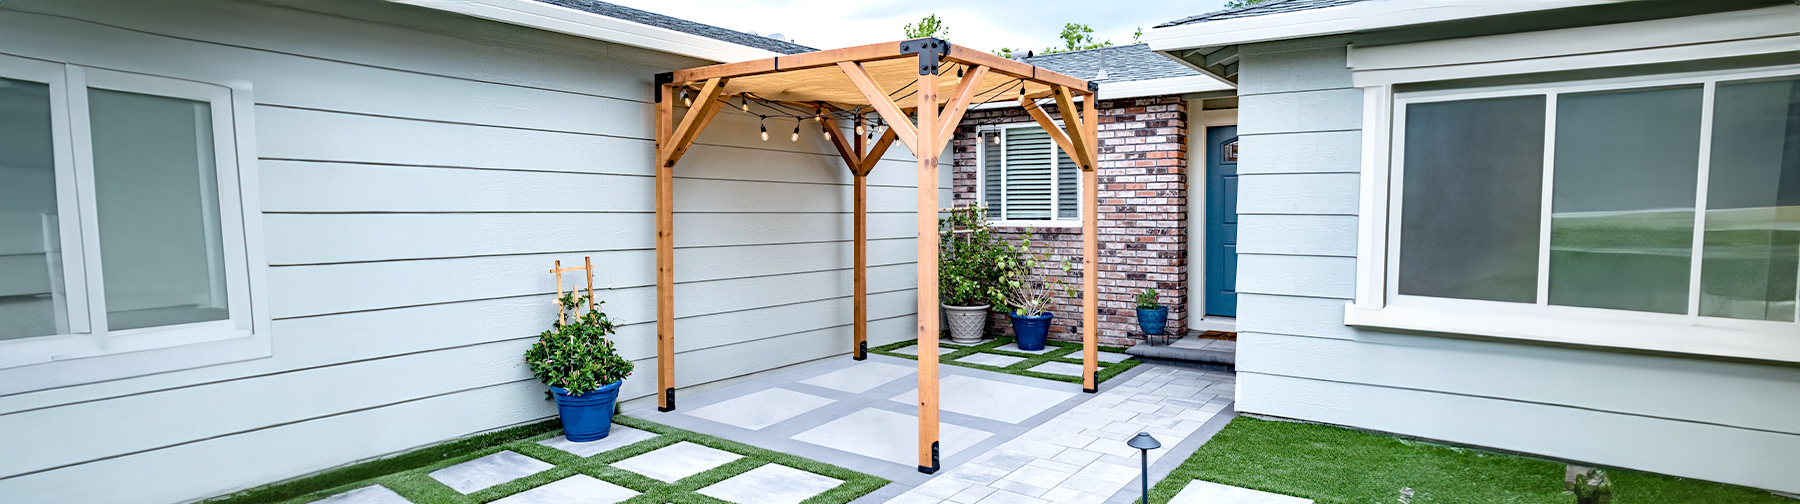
[651,37,1102,474]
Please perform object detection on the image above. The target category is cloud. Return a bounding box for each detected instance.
[602,0,1230,53]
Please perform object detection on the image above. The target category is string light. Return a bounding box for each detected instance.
[791,124,800,142]
[957,66,964,78]
[740,97,750,113]
[681,88,691,107]
[855,122,865,137]
[760,121,768,142]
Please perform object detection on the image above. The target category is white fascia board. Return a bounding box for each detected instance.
[1098,75,1234,99]
[391,0,781,63]
[968,75,1234,111]
[1144,0,1623,52]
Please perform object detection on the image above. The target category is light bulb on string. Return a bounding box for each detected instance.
[740,97,750,113]
[681,88,691,107]
[791,124,800,142]
[956,66,964,78]
[760,121,768,142]
[855,122,865,136]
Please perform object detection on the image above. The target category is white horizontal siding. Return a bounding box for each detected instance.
[0,1,946,502]
[1234,36,1800,495]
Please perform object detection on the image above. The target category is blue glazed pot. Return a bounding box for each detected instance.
[550,381,622,442]
[1010,312,1054,351]
[1137,306,1169,335]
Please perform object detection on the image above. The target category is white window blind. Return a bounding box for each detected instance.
[980,124,1080,222]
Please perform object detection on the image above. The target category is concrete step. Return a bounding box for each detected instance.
[1127,332,1236,368]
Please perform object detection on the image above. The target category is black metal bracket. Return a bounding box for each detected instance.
[918,441,941,474]
[653,72,674,103]
[854,341,868,361]
[899,37,949,76]
[658,387,676,412]
[1088,81,1101,93]
[1084,369,1099,393]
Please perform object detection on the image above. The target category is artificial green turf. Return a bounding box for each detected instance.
[869,335,1141,385]
[1149,416,1792,504]
[203,415,885,504]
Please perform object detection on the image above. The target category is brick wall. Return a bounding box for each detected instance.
[949,96,1188,347]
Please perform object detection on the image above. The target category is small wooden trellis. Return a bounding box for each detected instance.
[551,257,595,324]
[652,38,1102,474]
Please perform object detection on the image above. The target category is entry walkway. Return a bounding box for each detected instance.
[629,353,1236,504]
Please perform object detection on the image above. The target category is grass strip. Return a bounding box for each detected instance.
[205,414,885,504]
[1150,416,1791,504]
[870,335,1141,385]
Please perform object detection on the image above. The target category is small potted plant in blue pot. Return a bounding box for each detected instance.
[525,292,634,442]
[1135,288,1168,336]
[1001,231,1076,351]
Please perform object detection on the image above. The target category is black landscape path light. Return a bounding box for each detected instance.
[1129,432,1162,504]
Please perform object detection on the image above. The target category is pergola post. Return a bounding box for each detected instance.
[1080,94,1100,394]
[853,133,870,361]
[654,80,676,412]
[913,51,943,475]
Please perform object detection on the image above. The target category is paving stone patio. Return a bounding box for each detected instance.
[1169,480,1313,504]
[428,451,555,493]
[491,475,637,504]
[613,441,743,482]
[698,464,846,504]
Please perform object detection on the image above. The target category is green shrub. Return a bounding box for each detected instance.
[940,205,1012,307]
[523,292,633,396]
[1135,288,1161,309]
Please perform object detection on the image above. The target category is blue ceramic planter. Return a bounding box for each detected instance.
[1010,312,1054,351]
[550,381,622,442]
[1137,306,1169,335]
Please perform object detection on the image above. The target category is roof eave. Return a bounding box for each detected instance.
[1144,0,1625,51]
[390,0,782,63]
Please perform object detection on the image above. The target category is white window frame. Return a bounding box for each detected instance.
[1343,8,1800,363]
[0,53,269,393]
[976,121,1082,228]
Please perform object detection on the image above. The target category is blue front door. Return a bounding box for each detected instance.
[1205,126,1239,317]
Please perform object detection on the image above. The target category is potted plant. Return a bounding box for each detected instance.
[1001,230,1076,351]
[940,205,1008,344]
[1135,288,1168,336]
[525,292,634,442]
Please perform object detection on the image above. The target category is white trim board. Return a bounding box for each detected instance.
[389,0,782,63]
[1144,0,1619,52]
[967,75,1234,112]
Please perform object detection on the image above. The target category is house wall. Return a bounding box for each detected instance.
[1234,36,1800,493]
[951,98,1189,346]
[0,1,940,502]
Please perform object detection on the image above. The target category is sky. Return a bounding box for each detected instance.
[604,0,1234,54]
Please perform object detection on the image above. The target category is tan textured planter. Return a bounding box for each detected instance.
[942,304,991,344]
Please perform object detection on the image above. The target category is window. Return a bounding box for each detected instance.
[0,54,265,390]
[979,124,1080,223]
[1364,66,1800,358]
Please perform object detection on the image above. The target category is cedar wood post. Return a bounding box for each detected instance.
[654,79,676,411]
[912,45,942,475]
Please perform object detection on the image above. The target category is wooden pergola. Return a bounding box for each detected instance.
[651,37,1102,473]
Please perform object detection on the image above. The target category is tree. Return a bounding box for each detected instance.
[904,14,948,40]
[992,47,1019,59]
[1042,22,1112,54]
[1132,27,1144,45]
[1224,0,1272,9]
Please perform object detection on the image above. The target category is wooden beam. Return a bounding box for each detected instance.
[839,61,920,153]
[1082,92,1100,170]
[1053,86,1096,170]
[820,107,862,169]
[670,40,910,84]
[858,127,898,175]
[930,65,989,155]
[658,77,728,167]
[915,65,941,475]
[655,83,677,411]
[1080,96,1100,394]
[1019,96,1081,167]
[943,45,1091,93]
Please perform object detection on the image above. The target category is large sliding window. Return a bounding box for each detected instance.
[978,124,1080,223]
[1390,69,1800,327]
[0,54,263,389]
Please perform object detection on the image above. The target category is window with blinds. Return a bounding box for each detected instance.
[979,125,1080,221]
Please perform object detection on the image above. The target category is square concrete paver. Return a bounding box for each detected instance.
[1027,361,1085,376]
[892,345,919,356]
[685,388,835,430]
[491,475,638,504]
[890,375,1076,423]
[428,451,555,494]
[696,464,842,504]
[537,425,658,458]
[800,361,916,393]
[1171,481,1313,504]
[790,407,992,467]
[314,485,410,504]
[993,343,1057,355]
[1097,352,1130,363]
[956,353,1027,367]
[613,441,743,482]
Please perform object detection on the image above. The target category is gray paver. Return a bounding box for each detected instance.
[696,464,843,504]
[1097,352,1130,363]
[491,475,638,504]
[613,441,743,482]
[1169,480,1313,504]
[889,375,1076,423]
[893,345,919,355]
[956,353,1027,367]
[800,361,916,393]
[428,451,555,494]
[1026,361,1085,376]
[536,425,658,458]
[791,407,992,467]
[314,485,410,504]
[685,388,835,430]
[993,343,1056,355]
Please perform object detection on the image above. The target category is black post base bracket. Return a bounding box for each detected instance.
[657,387,676,412]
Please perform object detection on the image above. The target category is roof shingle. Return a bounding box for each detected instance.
[533,0,816,55]
[1021,44,1200,84]
[1157,0,1372,28]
